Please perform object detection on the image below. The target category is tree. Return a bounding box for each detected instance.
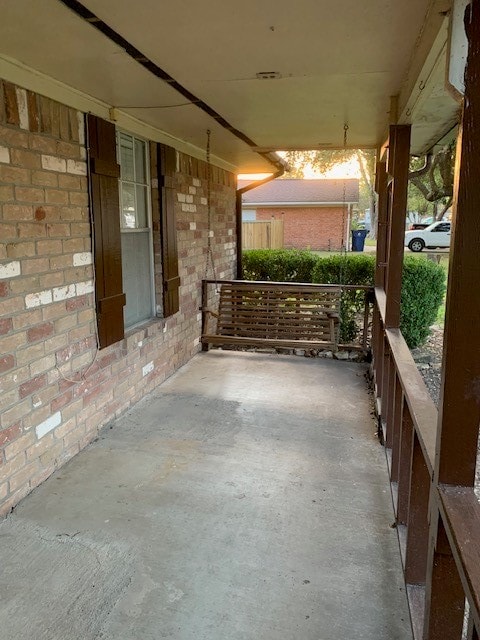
[408,144,455,220]
[282,149,378,237]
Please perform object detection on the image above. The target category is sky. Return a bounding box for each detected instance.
[238,156,361,181]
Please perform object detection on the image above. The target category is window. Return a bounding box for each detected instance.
[433,223,450,232]
[87,115,180,349]
[242,209,256,222]
[117,132,154,328]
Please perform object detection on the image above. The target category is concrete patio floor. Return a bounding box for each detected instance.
[0,350,412,640]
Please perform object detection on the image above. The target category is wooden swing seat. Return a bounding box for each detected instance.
[201,281,341,351]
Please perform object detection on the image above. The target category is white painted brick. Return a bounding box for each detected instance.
[25,289,53,308]
[53,284,76,301]
[77,112,85,145]
[36,411,61,439]
[200,197,207,205]
[208,230,214,238]
[188,186,197,195]
[177,193,186,203]
[0,146,10,164]
[80,147,87,160]
[67,160,87,176]
[181,204,196,213]
[185,195,194,204]
[142,361,154,377]
[73,252,93,267]
[16,87,29,130]
[0,261,21,279]
[193,337,200,346]
[42,155,66,172]
[189,222,196,230]
[228,229,233,236]
[193,178,201,187]
[76,280,94,295]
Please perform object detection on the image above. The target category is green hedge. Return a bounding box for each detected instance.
[400,257,446,347]
[312,255,375,343]
[242,250,446,348]
[242,249,318,283]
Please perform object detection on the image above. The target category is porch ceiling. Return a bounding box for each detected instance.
[0,0,457,172]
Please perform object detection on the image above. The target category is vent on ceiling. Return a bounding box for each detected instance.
[256,71,282,80]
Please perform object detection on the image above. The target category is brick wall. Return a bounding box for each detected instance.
[256,206,347,250]
[0,80,236,516]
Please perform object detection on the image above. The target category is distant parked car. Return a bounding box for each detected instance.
[404,221,451,252]
[408,216,433,230]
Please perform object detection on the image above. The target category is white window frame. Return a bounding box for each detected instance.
[116,131,156,329]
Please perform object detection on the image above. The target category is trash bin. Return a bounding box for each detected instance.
[351,229,368,252]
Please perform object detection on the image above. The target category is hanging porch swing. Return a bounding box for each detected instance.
[200,125,371,354]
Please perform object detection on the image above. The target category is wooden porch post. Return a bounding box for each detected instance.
[424,5,480,638]
[384,125,411,329]
[378,125,410,444]
[375,161,388,289]
[236,190,243,279]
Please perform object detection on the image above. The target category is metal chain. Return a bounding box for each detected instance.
[204,129,218,284]
[339,123,349,342]
[341,123,349,253]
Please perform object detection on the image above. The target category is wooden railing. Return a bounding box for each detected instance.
[372,288,480,640]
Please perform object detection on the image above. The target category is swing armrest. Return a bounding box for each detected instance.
[201,307,219,319]
[315,307,339,322]
[326,311,340,322]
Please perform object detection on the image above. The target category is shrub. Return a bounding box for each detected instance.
[312,254,376,342]
[400,256,446,348]
[311,254,375,286]
[242,250,446,348]
[242,249,318,283]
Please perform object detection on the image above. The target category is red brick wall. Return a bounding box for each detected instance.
[256,206,347,250]
[0,80,236,516]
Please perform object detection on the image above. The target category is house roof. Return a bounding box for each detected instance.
[240,179,359,206]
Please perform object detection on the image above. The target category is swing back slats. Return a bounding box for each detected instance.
[202,281,341,350]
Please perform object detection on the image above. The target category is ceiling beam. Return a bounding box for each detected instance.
[57,0,288,173]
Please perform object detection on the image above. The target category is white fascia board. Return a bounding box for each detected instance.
[0,54,237,173]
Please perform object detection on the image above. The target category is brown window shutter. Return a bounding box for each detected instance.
[157,143,180,317]
[87,114,126,348]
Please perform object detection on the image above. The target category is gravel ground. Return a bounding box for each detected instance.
[411,325,444,407]
[412,325,480,493]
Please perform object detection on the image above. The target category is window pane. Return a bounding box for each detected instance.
[136,185,148,228]
[119,133,134,181]
[121,232,153,328]
[121,183,136,229]
[135,139,146,184]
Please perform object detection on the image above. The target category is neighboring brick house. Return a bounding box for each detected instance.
[0,83,240,517]
[240,179,359,251]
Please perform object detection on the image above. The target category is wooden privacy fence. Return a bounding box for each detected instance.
[201,279,373,352]
[242,219,284,249]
